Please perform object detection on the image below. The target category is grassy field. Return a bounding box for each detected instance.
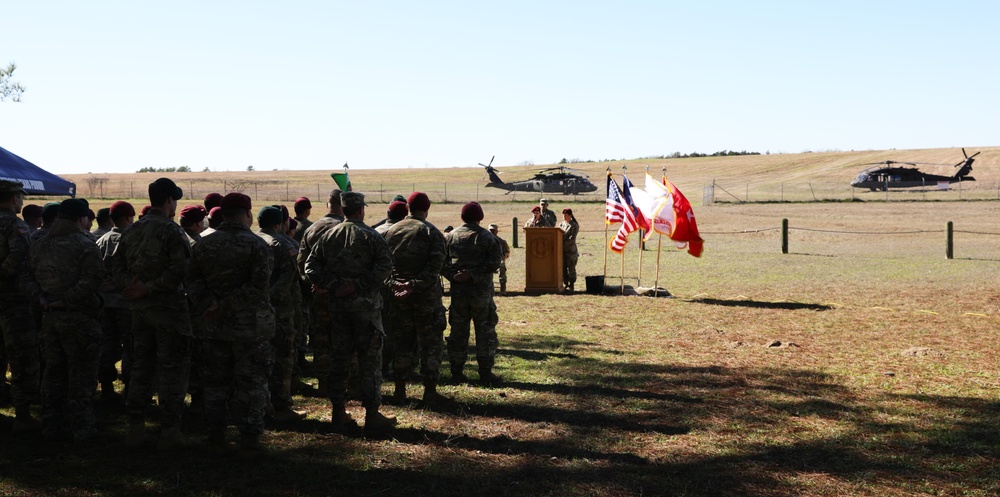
[3,153,1000,496]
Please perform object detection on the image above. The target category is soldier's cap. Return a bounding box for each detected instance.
[149,178,183,201]
[407,192,430,212]
[96,207,111,223]
[273,204,290,221]
[562,208,573,215]
[139,205,151,218]
[341,191,367,210]
[392,195,407,203]
[258,205,283,226]
[488,223,499,231]
[204,192,224,210]
[294,196,311,209]
[387,200,408,219]
[288,218,298,231]
[21,204,42,219]
[42,202,61,217]
[0,179,27,194]
[87,209,96,221]
[207,206,222,222]
[58,198,90,220]
[221,192,252,210]
[531,206,541,213]
[461,201,484,223]
[539,198,548,205]
[109,201,136,218]
[180,205,208,223]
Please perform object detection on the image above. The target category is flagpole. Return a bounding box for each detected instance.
[655,235,662,296]
[621,164,627,291]
[603,168,611,282]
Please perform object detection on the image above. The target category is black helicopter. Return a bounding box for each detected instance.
[479,156,598,194]
[851,149,979,191]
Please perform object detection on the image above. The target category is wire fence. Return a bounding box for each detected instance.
[703,179,1000,204]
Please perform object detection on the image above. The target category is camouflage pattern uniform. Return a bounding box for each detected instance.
[540,207,557,228]
[374,218,398,378]
[444,223,503,380]
[110,208,194,432]
[25,218,105,440]
[384,217,447,391]
[96,227,133,397]
[304,215,392,412]
[187,221,275,440]
[292,216,312,243]
[559,218,580,290]
[297,213,344,390]
[257,227,298,412]
[0,208,40,425]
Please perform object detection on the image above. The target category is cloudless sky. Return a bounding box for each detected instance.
[2,1,997,174]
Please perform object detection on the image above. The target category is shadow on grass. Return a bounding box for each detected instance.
[688,297,833,311]
[2,340,999,496]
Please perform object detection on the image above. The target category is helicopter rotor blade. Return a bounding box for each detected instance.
[488,155,495,168]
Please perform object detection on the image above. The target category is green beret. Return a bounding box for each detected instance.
[257,205,283,227]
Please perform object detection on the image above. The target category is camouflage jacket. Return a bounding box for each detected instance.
[297,213,344,280]
[0,209,32,303]
[25,219,105,315]
[559,219,579,254]
[541,209,557,227]
[187,221,275,342]
[292,216,312,243]
[29,226,49,244]
[256,228,297,313]
[184,228,202,249]
[445,223,502,298]
[96,227,128,309]
[374,219,397,237]
[110,208,191,311]
[384,216,446,306]
[305,218,391,314]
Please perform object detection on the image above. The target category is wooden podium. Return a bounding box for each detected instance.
[524,227,564,293]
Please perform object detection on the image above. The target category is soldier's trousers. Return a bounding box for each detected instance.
[126,308,192,428]
[328,311,383,410]
[0,303,39,409]
[447,296,498,370]
[310,293,331,381]
[204,339,272,436]
[392,305,443,381]
[40,310,101,438]
[269,314,296,409]
[99,307,133,389]
[563,251,579,287]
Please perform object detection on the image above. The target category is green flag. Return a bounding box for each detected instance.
[331,171,351,191]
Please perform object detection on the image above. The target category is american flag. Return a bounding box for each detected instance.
[605,173,627,224]
[610,174,641,253]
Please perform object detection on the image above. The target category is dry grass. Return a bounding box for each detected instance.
[3,155,1000,496]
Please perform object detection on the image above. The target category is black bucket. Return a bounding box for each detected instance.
[584,275,605,295]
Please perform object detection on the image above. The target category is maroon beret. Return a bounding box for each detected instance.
[221,192,252,210]
[139,205,152,218]
[461,202,484,223]
[294,197,311,209]
[531,206,541,213]
[109,201,136,218]
[387,200,408,219]
[180,205,208,223]
[204,192,224,210]
[562,208,573,215]
[20,204,42,219]
[407,192,431,212]
[276,204,290,221]
[208,206,222,222]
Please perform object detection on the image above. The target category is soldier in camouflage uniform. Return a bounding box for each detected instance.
[375,200,408,380]
[0,180,41,432]
[384,193,449,404]
[297,190,343,396]
[256,206,303,422]
[111,178,198,450]
[292,197,312,243]
[96,201,136,402]
[305,191,396,435]
[29,202,59,244]
[25,198,105,441]
[559,208,580,292]
[539,199,557,227]
[187,193,275,449]
[179,205,208,247]
[445,202,503,386]
[91,208,112,239]
[20,204,42,232]
[488,224,511,296]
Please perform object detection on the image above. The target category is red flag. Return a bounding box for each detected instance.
[665,179,704,257]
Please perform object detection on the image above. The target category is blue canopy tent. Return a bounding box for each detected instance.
[0,146,76,196]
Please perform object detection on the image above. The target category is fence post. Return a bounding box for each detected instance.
[946,221,953,259]
[781,218,789,254]
[512,217,519,248]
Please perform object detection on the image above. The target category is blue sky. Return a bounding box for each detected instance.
[2,1,997,174]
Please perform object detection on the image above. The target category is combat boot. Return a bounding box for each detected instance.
[238,433,264,451]
[363,409,397,438]
[206,426,227,447]
[125,418,154,449]
[157,426,201,451]
[478,359,503,387]
[450,367,467,384]
[389,380,407,405]
[330,404,358,432]
[11,405,41,434]
[422,380,452,405]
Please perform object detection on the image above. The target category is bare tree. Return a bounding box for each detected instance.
[85,175,110,198]
[1,62,26,102]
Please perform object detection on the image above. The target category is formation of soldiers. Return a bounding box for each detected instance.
[0,177,504,450]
